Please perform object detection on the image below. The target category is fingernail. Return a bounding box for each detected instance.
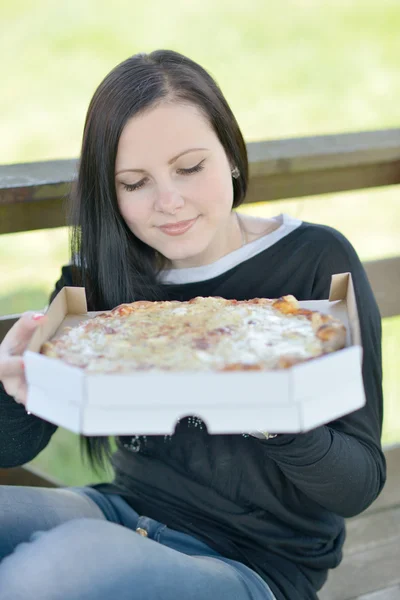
[32,313,44,321]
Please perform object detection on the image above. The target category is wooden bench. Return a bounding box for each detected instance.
[1,128,400,599]
[319,444,400,600]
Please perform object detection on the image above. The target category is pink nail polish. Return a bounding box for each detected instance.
[32,313,44,321]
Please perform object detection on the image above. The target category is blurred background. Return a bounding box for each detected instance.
[1,0,399,485]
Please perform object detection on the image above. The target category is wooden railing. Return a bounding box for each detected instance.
[2,128,400,234]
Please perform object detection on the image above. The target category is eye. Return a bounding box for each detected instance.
[120,159,205,192]
[122,178,147,192]
[177,159,206,175]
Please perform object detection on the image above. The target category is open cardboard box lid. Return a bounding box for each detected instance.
[24,273,365,436]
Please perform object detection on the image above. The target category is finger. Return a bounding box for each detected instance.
[14,381,28,406]
[3,377,28,406]
[0,356,25,381]
[1,312,46,356]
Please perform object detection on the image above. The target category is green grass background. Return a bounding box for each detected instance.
[1,0,399,485]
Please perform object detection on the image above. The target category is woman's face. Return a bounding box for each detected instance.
[115,102,241,269]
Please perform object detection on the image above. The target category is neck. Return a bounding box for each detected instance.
[236,212,247,247]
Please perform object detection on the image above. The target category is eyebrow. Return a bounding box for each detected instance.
[115,148,209,175]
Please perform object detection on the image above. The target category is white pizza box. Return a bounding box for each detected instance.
[24,272,365,436]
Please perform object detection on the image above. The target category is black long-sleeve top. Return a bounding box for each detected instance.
[0,220,386,600]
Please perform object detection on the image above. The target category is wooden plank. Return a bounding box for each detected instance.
[344,506,400,556]
[319,537,400,600]
[246,128,400,203]
[0,159,75,203]
[247,129,400,175]
[0,465,61,488]
[245,161,400,204]
[0,159,74,233]
[0,196,67,234]
[364,257,400,319]
[350,586,400,600]
[1,129,400,233]
[319,446,400,600]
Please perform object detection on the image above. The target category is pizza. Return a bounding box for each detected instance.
[40,295,347,373]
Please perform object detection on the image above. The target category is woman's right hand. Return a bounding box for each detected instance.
[0,312,46,406]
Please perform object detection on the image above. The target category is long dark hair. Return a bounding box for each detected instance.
[69,49,249,472]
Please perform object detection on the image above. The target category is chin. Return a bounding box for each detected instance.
[164,249,199,261]
[161,243,208,264]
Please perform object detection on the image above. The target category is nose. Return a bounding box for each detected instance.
[154,184,184,214]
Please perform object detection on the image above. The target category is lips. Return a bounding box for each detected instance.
[158,217,198,236]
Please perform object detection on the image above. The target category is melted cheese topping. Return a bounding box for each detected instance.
[43,297,325,372]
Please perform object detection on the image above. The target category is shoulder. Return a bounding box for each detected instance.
[298,222,374,304]
[298,221,353,247]
[295,221,361,265]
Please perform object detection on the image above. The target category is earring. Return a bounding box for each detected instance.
[231,166,240,179]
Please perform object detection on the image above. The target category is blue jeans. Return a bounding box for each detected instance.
[0,485,276,600]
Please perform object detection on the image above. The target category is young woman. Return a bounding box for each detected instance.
[0,50,386,600]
